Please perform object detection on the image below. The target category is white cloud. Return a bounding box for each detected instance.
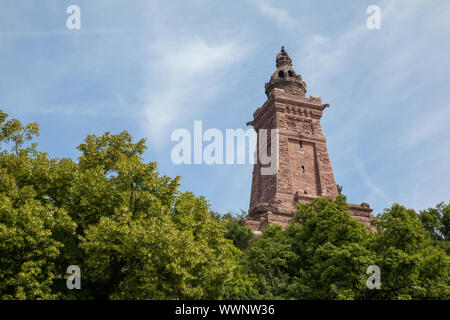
[249,0,296,28]
[142,37,247,145]
[301,26,366,84]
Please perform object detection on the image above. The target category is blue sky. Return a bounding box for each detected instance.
[1,0,450,215]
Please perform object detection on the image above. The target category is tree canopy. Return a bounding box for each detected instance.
[0,110,449,300]
[0,110,242,299]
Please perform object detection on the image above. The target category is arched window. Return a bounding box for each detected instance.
[278,70,285,78]
[288,70,294,77]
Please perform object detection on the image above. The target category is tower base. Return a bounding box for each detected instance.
[245,199,376,234]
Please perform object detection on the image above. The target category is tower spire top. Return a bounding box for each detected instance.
[265,45,306,97]
[276,45,292,68]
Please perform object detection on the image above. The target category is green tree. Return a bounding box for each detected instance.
[240,197,450,300]
[0,110,244,299]
[221,212,254,251]
[65,131,244,299]
[79,193,241,299]
[419,202,450,255]
[244,225,295,299]
[286,196,375,300]
[1,109,449,300]
[0,111,76,299]
[372,204,450,299]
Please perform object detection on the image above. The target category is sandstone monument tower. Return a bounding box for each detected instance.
[246,46,374,233]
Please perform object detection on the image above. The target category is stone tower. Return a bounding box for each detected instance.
[246,47,374,233]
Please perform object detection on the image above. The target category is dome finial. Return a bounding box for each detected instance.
[276,45,291,68]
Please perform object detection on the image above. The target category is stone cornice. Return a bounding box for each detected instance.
[250,89,329,128]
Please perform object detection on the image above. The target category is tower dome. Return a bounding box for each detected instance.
[265,46,307,97]
[276,46,292,67]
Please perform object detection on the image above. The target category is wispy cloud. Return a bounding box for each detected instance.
[353,156,391,204]
[2,0,449,215]
[248,0,296,28]
[295,0,450,213]
[398,107,450,151]
[142,36,247,145]
[0,28,137,37]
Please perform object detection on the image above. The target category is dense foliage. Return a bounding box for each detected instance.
[0,110,449,300]
[237,199,450,299]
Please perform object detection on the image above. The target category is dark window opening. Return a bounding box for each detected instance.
[299,141,303,148]
[278,70,285,78]
[301,165,305,173]
[288,70,294,77]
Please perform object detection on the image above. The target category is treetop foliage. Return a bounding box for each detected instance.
[0,110,448,300]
